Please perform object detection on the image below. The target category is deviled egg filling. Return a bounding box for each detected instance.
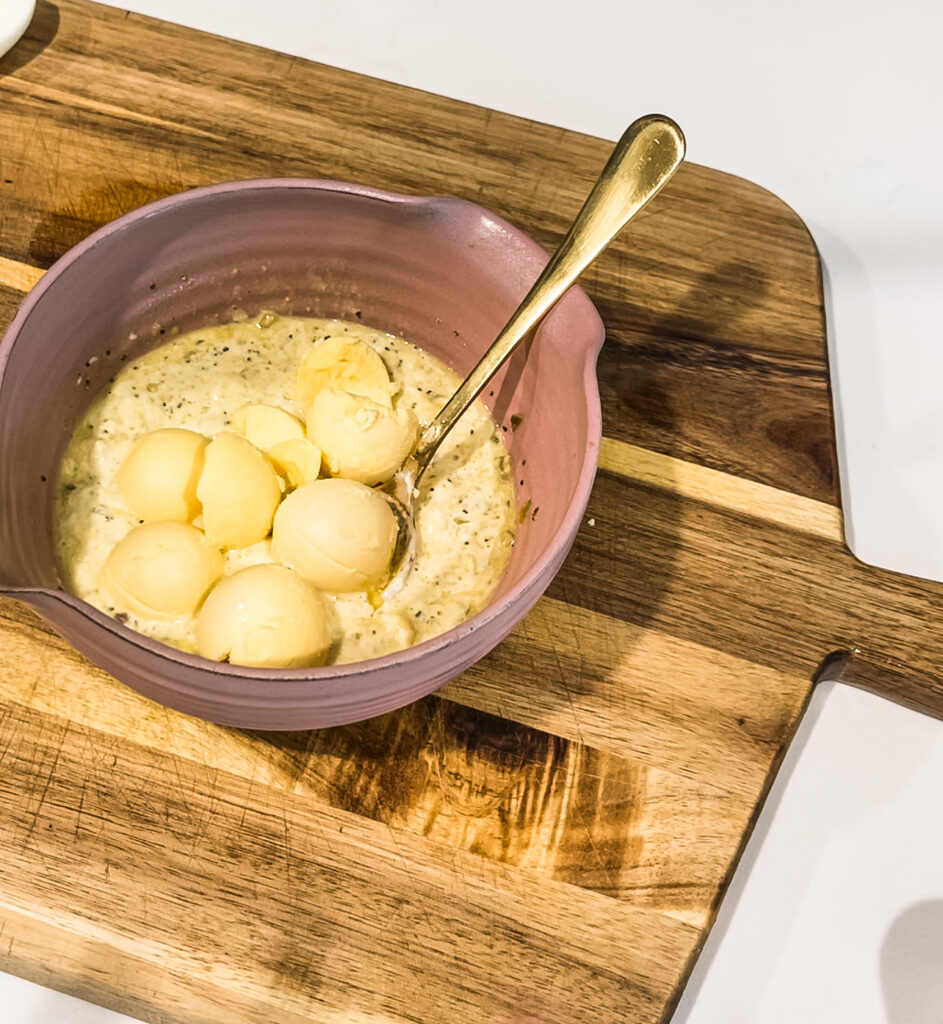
[56,314,518,666]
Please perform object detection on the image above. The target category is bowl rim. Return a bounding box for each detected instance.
[1,177,605,687]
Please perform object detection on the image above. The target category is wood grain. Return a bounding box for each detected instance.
[1,2,941,1023]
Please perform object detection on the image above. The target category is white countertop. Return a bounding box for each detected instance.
[3,0,943,1019]
[672,679,943,1024]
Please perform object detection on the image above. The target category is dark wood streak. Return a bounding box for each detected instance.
[251,700,648,898]
[595,331,839,503]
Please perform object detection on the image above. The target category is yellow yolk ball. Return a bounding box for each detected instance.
[101,521,223,620]
[115,428,207,522]
[196,432,282,548]
[196,564,332,668]
[272,478,397,592]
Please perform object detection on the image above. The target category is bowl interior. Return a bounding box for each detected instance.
[0,181,603,630]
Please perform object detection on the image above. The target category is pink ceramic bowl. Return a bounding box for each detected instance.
[0,180,604,729]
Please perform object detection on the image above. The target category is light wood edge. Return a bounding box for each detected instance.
[0,255,842,539]
[0,256,44,293]
[599,437,843,541]
[1,74,226,141]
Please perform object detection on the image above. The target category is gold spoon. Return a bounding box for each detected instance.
[383,113,686,594]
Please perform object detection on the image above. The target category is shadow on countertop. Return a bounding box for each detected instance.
[882,899,943,1024]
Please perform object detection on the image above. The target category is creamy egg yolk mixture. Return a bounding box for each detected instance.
[55,314,517,666]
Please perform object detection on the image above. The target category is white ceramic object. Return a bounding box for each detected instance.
[0,0,34,58]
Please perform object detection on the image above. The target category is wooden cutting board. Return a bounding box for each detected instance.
[3,3,943,1022]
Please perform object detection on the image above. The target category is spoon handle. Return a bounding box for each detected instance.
[413,113,685,469]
